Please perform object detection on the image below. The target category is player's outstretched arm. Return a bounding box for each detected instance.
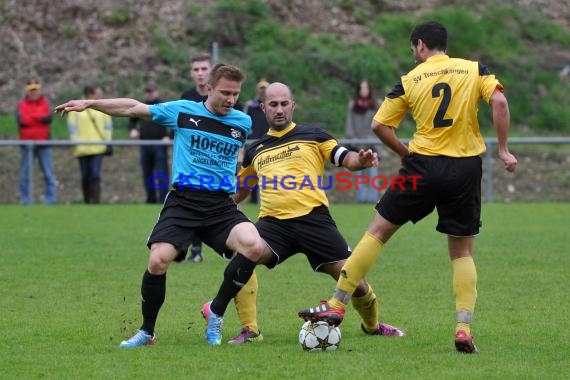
[55,98,151,120]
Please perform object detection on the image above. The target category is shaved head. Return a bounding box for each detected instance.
[261,82,296,131]
[265,82,293,101]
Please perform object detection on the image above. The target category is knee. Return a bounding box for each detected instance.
[228,223,268,262]
[240,238,267,262]
[147,247,173,274]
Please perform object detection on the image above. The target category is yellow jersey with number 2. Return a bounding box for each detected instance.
[374,54,502,157]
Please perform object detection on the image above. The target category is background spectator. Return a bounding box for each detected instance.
[67,85,113,204]
[242,78,271,204]
[16,79,57,205]
[181,52,243,110]
[244,78,270,140]
[345,80,380,203]
[129,84,170,204]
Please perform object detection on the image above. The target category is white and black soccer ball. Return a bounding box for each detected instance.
[298,320,341,352]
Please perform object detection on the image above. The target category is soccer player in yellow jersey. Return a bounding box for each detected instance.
[299,21,518,354]
[227,82,405,344]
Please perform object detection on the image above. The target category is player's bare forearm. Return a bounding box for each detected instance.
[490,89,517,172]
[490,90,510,151]
[372,121,408,159]
[55,98,151,119]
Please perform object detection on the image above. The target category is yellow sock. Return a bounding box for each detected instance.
[328,298,346,309]
[337,232,383,295]
[234,270,259,333]
[351,285,378,332]
[452,257,477,335]
[456,322,470,335]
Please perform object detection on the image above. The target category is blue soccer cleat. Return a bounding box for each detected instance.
[202,301,223,346]
[119,329,156,348]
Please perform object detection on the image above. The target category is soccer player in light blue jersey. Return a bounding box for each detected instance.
[57,64,267,347]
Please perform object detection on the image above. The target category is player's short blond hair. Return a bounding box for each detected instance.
[208,64,246,87]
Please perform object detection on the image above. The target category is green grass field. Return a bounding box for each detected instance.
[1,203,568,379]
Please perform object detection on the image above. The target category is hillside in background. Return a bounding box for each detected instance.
[1,0,569,137]
[0,0,569,205]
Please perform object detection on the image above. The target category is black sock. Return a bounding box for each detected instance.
[140,270,166,335]
[210,253,256,316]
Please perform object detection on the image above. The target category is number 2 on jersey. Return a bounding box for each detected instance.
[432,83,453,128]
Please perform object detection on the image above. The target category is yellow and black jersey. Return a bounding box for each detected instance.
[374,54,502,157]
[237,122,349,219]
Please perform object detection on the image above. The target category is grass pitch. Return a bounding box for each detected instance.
[1,203,568,379]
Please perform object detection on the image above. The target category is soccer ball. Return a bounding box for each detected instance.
[298,321,341,352]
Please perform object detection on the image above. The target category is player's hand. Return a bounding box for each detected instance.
[55,100,88,116]
[358,148,379,168]
[499,150,517,172]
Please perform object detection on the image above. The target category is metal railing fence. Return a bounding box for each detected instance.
[1,137,569,204]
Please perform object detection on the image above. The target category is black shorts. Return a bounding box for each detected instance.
[256,205,351,271]
[147,189,251,261]
[376,154,482,236]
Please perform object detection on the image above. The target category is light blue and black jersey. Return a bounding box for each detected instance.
[149,100,252,193]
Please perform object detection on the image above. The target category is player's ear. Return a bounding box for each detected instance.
[417,39,426,51]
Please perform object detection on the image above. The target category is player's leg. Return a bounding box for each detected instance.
[298,214,399,325]
[120,190,196,348]
[120,242,179,348]
[210,221,265,315]
[229,271,263,344]
[299,155,432,325]
[352,280,405,337]
[200,212,266,345]
[141,243,179,331]
[321,261,404,336]
[449,236,478,353]
[230,217,295,344]
[334,214,399,305]
[292,207,389,326]
[435,155,481,353]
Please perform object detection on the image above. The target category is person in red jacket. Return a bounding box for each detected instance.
[16,79,57,205]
